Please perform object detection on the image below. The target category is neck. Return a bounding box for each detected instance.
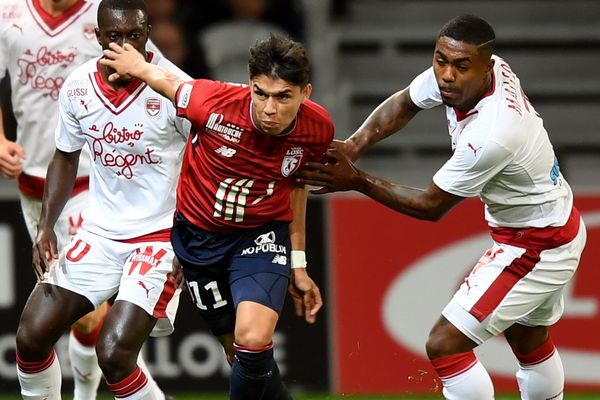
[457,73,493,113]
[38,0,79,15]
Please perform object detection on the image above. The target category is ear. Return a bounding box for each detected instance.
[301,83,312,102]
[486,58,495,73]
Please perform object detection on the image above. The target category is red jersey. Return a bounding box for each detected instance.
[175,79,334,233]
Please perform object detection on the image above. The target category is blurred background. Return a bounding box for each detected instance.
[1,0,599,397]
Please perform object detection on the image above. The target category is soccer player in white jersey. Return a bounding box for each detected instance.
[15,0,189,399]
[0,0,164,398]
[298,14,586,400]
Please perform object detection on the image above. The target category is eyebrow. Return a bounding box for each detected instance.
[252,84,293,96]
[435,50,473,64]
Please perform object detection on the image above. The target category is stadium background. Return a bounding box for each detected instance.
[1,0,598,397]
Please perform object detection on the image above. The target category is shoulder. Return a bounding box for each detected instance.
[294,99,335,144]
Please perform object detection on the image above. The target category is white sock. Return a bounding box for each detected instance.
[137,352,165,400]
[107,366,163,400]
[69,329,103,400]
[441,360,494,400]
[431,352,494,400]
[17,350,62,400]
[516,347,564,400]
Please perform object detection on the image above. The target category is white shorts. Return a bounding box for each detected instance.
[443,211,587,345]
[20,191,89,251]
[46,228,181,337]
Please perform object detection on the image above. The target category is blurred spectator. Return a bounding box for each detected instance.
[181,0,305,41]
[150,19,210,78]
[181,0,305,83]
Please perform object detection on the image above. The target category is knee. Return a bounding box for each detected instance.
[425,323,474,360]
[234,327,272,348]
[426,329,451,360]
[96,332,135,379]
[16,323,53,359]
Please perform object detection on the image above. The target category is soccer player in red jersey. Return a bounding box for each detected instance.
[101,33,333,399]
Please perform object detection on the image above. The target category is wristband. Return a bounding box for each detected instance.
[291,250,307,269]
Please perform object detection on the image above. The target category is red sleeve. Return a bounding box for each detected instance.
[175,79,223,128]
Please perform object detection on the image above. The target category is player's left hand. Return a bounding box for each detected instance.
[296,147,364,195]
[288,268,322,324]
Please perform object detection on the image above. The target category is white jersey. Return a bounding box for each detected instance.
[409,55,572,228]
[56,52,191,239]
[0,0,100,180]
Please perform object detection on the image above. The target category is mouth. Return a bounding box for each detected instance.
[439,87,458,96]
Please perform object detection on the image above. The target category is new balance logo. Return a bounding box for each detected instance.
[215,145,237,158]
[272,254,287,265]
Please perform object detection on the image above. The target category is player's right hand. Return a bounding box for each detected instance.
[32,228,58,283]
[0,138,25,179]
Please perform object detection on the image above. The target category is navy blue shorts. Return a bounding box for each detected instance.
[171,215,291,336]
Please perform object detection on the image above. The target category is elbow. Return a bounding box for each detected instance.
[419,205,450,222]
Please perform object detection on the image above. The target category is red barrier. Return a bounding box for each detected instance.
[329,195,600,395]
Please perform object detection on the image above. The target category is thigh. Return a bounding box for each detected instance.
[116,242,181,337]
[448,224,586,339]
[230,221,291,282]
[230,273,289,314]
[18,283,94,348]
[172,220,235,336]
[46,229,122,308]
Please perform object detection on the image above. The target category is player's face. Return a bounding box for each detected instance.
[250,75,312,136]
[96,8,150,67]
[432,36,494,112]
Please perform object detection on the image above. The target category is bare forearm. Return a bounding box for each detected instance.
[133,62,182,103]
[289,186,308,250]
[356,172,451,221]
[39,150,79,229]
[346,88,420,160]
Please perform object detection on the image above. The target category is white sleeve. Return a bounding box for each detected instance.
[433,135,513,198]
[55,83,85,152]
[409,67,443,110]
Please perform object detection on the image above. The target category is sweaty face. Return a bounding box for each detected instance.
[250,75,311,136]
[433,36,493,112]
[96,8,150,80]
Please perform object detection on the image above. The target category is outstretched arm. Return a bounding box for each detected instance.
[340,87,421,161]
[287,185,322,324]
[32,149,80,281]
[99,42,184,103]
[297,147,464,221]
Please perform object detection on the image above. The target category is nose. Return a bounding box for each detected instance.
[264,96,277,115]
[441,66,455,83]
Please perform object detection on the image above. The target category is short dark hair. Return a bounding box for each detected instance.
[248,33,311,88]
[98,0,148,25]
[438,15,496,58]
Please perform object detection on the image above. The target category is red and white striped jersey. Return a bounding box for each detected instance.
[174,79,334,233]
